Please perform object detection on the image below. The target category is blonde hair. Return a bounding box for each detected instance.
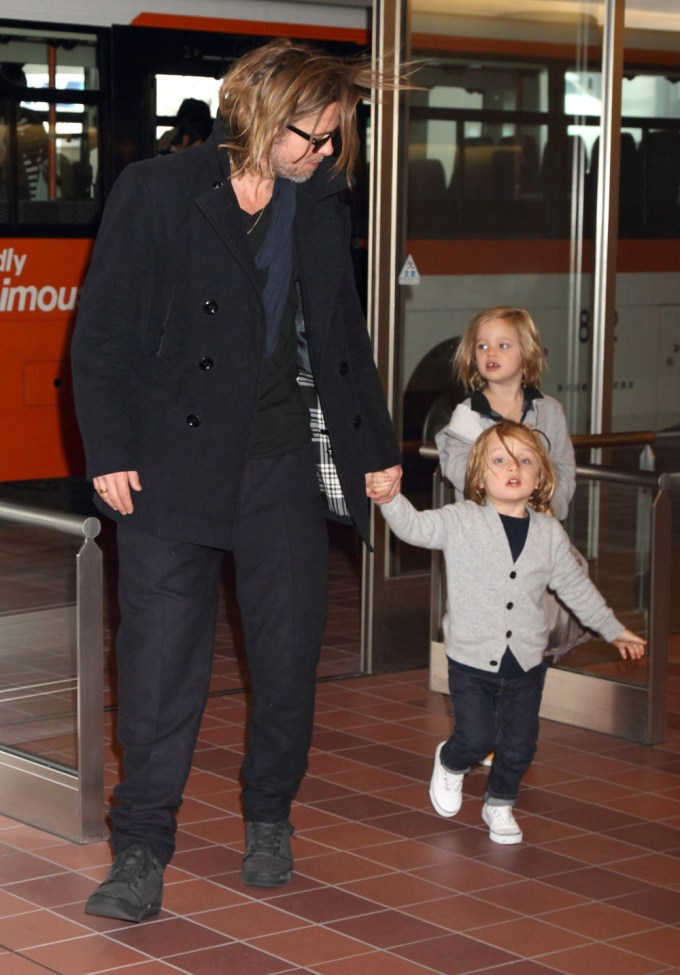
[453,306,545,392]
[465,421,556,513]
[218,38,407,182]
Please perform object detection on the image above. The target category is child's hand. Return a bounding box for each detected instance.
[612,628,647,660]
[366,466,402,504]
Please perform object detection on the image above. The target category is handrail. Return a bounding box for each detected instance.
[575,464,673,491]
[571,431,656,449]
[420,431,657,459]
[0,500,100,538]
[419,444,680,491]
[419,444,440,463]
[0,499,104,842]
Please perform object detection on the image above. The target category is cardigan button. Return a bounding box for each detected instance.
[506,602,514,610]
[509,570,516,578]
[506,630,512,638]
[490,660,498,667]
[186,414,201,428]
[352,414,362,429]
[199,357,214,370]
[203,299,218,315]
[339,361,349,375]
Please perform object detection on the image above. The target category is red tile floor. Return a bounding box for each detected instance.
[2,628,680,975]
[1,504,680,975]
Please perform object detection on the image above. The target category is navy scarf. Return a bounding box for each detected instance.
[255,177,297,356]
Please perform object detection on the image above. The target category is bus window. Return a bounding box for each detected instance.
[155,74,220,152]
[0,25,101,228]
[407,55,550,238]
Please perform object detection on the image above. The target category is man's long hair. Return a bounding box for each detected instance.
[218,38,401,182]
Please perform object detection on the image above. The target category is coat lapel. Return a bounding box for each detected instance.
[193,133,261,290]
[295,182,346,357]
[192,130,349,348]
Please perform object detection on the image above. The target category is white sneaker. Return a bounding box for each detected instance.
[482,803,523,844]
[429,742,464,818]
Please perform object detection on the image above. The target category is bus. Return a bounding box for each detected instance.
[0,1,370,482]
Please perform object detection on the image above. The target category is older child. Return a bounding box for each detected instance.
[436,306,575,520]
[375,422,645,845]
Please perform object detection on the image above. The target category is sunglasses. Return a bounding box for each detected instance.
[286,124,337,153]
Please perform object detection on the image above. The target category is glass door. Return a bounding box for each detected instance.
[368,0,607,670]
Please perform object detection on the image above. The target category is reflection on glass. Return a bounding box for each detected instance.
[0,522,80,772]
[612,3,680,437]
[399,1,603,569]
[559,477,650,686]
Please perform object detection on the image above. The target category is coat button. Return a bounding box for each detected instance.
[203,300,218,315]
[506,602,514,610]
[339,361,349,375]
[199,357,214,370]
[352,414,362,429]
[510,570,516,578]
[506,630,512,638]
[186,414,201,427]
[212,180,224,189]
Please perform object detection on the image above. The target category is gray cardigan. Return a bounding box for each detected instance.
[381,494,623,672]
[435,393,576,520]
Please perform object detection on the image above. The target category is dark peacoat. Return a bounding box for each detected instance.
[71,124,401,549]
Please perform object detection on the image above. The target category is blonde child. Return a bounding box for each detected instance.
[436,306,575,520]
[374,422,645,845]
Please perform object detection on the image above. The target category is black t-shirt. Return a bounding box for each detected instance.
[242,205,310,458]
[498,512,531,678]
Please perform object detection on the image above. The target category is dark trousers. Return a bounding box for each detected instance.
[441,659,548,806]
[110,444,328,865]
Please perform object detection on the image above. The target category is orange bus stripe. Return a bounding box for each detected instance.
[408,239,680,276]
[131,14,369,46]
[412,32,680,67]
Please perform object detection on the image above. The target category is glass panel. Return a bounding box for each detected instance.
[0,521,80,772]
[398,1,603,581]
[612,5,680,435]
[559,475,650,684]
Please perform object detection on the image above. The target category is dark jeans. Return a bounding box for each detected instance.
[442,658,548,806]
[110,444,328,865]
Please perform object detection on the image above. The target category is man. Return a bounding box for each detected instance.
[157,97,213,153]
[71,38,402,922]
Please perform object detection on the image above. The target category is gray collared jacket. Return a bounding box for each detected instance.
[380,494,623,672]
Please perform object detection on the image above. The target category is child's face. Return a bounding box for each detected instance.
[474,319,524,387]
[483,431,539,516]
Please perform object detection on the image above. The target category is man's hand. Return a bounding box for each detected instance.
[92,471,142,515]
[365,465,402,505]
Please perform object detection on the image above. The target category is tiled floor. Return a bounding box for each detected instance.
[2,478,680,975]
[1,633,679,975]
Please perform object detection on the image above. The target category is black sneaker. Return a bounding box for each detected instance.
[85,844,164,922]
[242,820,294,887]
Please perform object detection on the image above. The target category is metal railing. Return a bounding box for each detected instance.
[0,501,104,842]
